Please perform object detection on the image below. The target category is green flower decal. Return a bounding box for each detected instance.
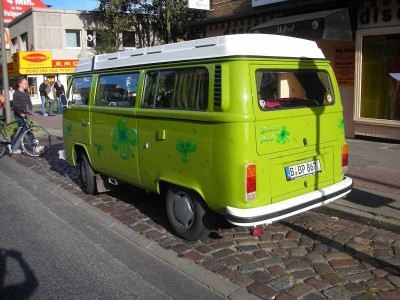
[176,139,197,164]
[111,119,138,160]
[338,119,345,134]
[94,144,104,157]
[276,126,290,144]
[64,122,72,136]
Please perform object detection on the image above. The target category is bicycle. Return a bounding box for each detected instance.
[0,112,51,158]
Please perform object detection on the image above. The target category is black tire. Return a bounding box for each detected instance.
[166,185,208,241]
[80,154,97,195]
[21,126,51,157]
[0,133,7,158]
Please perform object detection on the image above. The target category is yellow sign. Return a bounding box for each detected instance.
[18,52,52,68]
[19,68,76,74]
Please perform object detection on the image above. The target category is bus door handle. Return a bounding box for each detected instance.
[82,121,90,127]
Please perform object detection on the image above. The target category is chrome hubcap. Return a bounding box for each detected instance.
[173,192,194,228]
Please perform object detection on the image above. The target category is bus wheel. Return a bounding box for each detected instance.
[166,186,207,241]
[80,154,97,195]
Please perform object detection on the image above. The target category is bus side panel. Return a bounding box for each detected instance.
[137,112,213,202]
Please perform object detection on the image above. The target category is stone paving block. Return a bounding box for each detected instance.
[274,294,296,300]
[371,268,388,277]
[247,282,278,299]
[268,265,286,277]
[215,267,237,279]
[253,250,271,260]
[352,293,379,299]
[249,270,273,283]
[171,243,191,254]
[387,275,400,287]
[329,259,360,268]
[291,269,316,280]
[287,283,315,298]
[323,286,352,300]
[286,230,302,241]
[312,262,333,274]
[313,243,329,253]
[333,232,353,243]
[304,277,330,291]
[144,229,165,241]
[347,271,375,283]
[273,248,289,257]
[212,248,236,259]
[324,252,353,261]
[183,250,205,262]
[158,236,177,249]
[364,278,394,292]
[299,236,314,248]
[258,242,278,249]
[307,253,325,263]
[287,261,312,271]
[235,253,256,263]
[289,248,308,257]
[230,274,255,288]
[210,241,235,250]
[195,245,212,254]
[267,275,295,291]
[374,249,394,259]
[261,257,283,268]
[344,282,364,297]
[272,234,286,241]
[278,240,298,249]
[238,261,264,273]
[132,222,151,233]
[221,256,243,267]
[376,289,400,300]
[236,245,259,252]
[304,292,327,300]
[322,273,346,285]
[201,258,224,272]
[346,242,371,252]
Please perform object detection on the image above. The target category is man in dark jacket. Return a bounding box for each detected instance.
[12,76,32,153]
[39,79,49,116]
[54,80,66,114]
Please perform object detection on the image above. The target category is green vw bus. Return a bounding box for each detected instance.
[63,34,352,240]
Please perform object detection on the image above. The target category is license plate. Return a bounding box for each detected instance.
[285,160,322,181]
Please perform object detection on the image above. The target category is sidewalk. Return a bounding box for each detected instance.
[31,112,400,232]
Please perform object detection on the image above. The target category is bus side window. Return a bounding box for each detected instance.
[95,73,139,107]
[68,76,93,105]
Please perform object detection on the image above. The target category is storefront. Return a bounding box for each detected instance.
[7,51,77,105]
[354,0,400,140]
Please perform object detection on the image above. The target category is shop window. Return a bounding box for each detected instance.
[359,32,400,121]
[95,72,139,107]
[66,30,81,48]
[28,77,37,97]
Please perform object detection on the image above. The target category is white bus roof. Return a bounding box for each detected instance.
[75,34,325,73]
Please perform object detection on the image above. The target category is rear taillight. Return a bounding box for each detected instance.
[246,163,256,202]
[342,144,348,174]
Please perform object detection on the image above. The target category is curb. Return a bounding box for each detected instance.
[315,203,400,233]
[3,156,260,300]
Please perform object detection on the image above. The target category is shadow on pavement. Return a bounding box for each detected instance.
[0,248,38,299]
[347,188,398,210]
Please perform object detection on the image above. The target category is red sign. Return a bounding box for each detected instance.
[52,60,79,68]
[2,0,48,24]
[23,53,49,63]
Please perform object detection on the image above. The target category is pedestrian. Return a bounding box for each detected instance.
[39,79,49,116]
[45,82,56,116]
[54,80,65,114]
[11,76,32,154]
[8,86,14,107]
[0,94,5,120]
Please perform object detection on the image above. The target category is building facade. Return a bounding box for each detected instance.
[201,0,400,141]
[4,7,98,105]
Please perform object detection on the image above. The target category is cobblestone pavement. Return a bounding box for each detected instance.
[11,142,400,300]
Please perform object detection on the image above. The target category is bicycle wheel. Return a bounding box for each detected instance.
[21,126,51,157]
[0,132,7,158]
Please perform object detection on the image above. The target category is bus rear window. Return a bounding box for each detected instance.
[255,70,334,111]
